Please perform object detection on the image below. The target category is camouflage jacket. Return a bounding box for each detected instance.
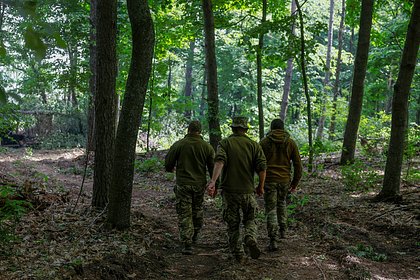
[260,129,302,186]
[215,133,267,194]
[165,134,215,187]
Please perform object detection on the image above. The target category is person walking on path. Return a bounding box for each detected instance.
[165,120,215,255]
[260,118,302,251]
[207,116,267,264]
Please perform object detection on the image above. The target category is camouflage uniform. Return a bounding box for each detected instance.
[165,121,215,251]
[215,117,267,259]
[260,126,302,244]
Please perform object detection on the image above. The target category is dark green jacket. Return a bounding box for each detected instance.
[216,133,267,194]
[260,129,302,186]
[165,134,215,186]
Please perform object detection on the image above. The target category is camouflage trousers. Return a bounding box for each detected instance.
[263,182,289,240]
[174,184,205,244]
[222,192,258,257]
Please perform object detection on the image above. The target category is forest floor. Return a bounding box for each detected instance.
[0,148,419,280]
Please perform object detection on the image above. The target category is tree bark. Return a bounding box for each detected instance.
[257,0,267,139]
[184,40,195,120]
[202,0,221,150]
[87,0,96,152]
[329,0,345,140]
[107,0,155,229]
[316,0,334,140]
[295,0,313,172]
[377,0,420,201]
[92,0,117,209]
[200,66,207,117]
[280,0,296,122]
[340,0,374,165]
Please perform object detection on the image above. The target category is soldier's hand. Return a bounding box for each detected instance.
[256,184,264,196]
[206,181,217,198]
[289,185,297,193]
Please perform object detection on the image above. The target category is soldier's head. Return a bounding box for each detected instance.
[188,120,202,134]
[271,118,284,130]
[230,116,249,134]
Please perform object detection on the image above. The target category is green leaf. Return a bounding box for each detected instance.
[0,41,6,57]
[23,0,37,17]
[0,86,7,104]
[23,26,47,59]
[53,32,67,49]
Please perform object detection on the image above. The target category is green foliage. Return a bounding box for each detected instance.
[349,244,387,262]
[287,194,309,224]
[0,185,32,241]
[134,157,164,173]
[340,159,381,191]
[358,112,392,157]
[404,123,420,183]
[39,132,86,149]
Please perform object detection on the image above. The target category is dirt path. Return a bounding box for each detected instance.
[0,148,419,280]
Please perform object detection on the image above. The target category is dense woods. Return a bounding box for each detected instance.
[0,0,419,279]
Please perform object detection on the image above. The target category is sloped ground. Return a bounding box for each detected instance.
[0,148,419,280]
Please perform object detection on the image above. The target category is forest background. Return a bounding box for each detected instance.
[0,0,419,279]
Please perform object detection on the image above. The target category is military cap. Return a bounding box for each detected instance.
[230,116,249,129]
[188,120,202,133]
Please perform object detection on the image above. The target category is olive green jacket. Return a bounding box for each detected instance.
[215,133,267,194]
[165,134,215,186]
[260,129,302,186]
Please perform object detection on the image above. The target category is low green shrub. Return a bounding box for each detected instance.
[349,244,387,262]
[340,159,381,191]
[134,156,164,173]
[0,185,32,242]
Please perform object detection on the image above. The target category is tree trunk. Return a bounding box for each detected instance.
[280,0,296,122]
[87,0,97,152]
[147,57,156,152]
[184,40,195,120]
[92,0,117,209]
[202,0,221,150]
[295,0,313,172]
[107,0,155,229]
[68,44,78,107]
[257,0,267,139]
[377,0,420,201]
[316,0,334,140]
[200,66,207,117]
[329,0,345,140]
[340,0,373,165]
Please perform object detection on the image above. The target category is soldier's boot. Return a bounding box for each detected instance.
[235,254,246,265]
[245,238,261,259]
[192,230,200,244]
[279,224,286,239]
[268,238,279,252]
[182,242,192,255]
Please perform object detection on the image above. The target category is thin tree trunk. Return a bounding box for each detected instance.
[257,0,267,139]
[107,0,155,229]
[280,0,296,122]
[87,0,96,152]
[377,0,420,201]
[295,0,313,172]
[147,57,156,152]
[184,40,195,120]
[92,0,117,209]
[340,0,374,165]
[68,44,78,107]
[202,0,221,150]
[200,66,207,117]
[316,0,334,140]
[329,0,345,140]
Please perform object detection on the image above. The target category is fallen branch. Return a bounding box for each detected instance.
[312,256,327,280]
[370,205,410,221]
